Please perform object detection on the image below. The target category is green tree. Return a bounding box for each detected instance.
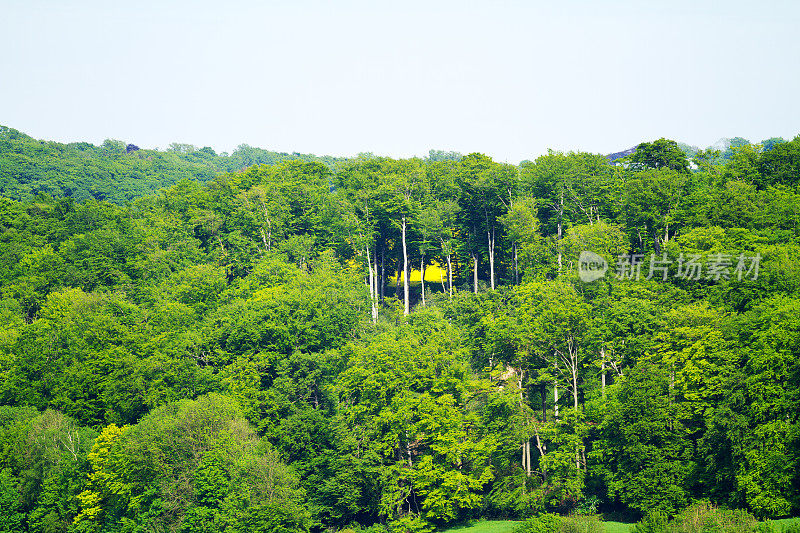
[622,169,687,253]
[593,361,692,515]
[758,134,800,188]
[629,138,690,174]
[75,394,311,532]
[457,153,516,290]
[335,310,494,527]
[731,296,800,517]
[520,151,617,273]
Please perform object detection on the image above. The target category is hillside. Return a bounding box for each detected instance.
[607,136,791,165]
[0,136,798,532]
[0,125,346,204]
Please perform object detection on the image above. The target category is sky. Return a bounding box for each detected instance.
[1,0,799,164]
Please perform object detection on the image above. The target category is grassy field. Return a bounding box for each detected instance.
[440,517,799,533]
[769,518,800,531]
[602,522,634,533]
[440,520,519,533]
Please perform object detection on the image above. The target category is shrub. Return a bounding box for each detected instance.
[670,502,758,533]
[514,513,607,533]
[576,497,601,516]
[633,511,669,533]
[514,514,563,533]
[560,515,604,533]
[387,514,433,533]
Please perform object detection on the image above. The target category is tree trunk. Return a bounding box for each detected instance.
[402,216,409,316]
[260,227,269,253]
[525,439,531,477]
[420,255,426,307]
[406,432,413,468]
[557,190,563,272]
[530,419,547,482]
[518,370,532,481]
[601,346,606,398]
[566,342,582,474]
[488,227,495,290]
[572,361,579,411]
[473,254,478,294]
[380,242,385,301]
[553,382,559,421]
[374,245,379,304]
[366,245,377,324]
[521,441,527,478]
[447,253,453,299]
[513,241,519,285]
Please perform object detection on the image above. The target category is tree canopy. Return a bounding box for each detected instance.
[0,129,798,532]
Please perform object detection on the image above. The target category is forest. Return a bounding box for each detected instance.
[0,126,798,533]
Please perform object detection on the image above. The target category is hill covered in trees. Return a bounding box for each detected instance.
[607,136,789,166]
[0,126,346,204]
[0,133,798,533]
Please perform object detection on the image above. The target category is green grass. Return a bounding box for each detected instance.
[440,516,799,533]
[769,517,800,531]
[439,519,634,533]
[442,520,636,533]
[602,521,634,533]
[440,520,519,533]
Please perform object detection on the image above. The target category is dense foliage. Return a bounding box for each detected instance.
[0,131,798,532]
[0,126,345,204]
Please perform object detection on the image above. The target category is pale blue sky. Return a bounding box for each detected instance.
[2,0,798,163]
